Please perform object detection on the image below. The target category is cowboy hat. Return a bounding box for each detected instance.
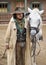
[11,7,25,14]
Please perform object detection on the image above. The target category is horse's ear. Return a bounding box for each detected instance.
[39,10,44,15]
[28,7,32,13]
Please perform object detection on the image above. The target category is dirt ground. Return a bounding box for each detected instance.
[36,24,46,65]
[0,24,46,65]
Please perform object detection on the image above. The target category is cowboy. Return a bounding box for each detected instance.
[5,7,32,65]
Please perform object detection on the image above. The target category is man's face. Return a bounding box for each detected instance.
[16,13,23,20]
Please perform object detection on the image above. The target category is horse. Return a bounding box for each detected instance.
[26,7,44,65]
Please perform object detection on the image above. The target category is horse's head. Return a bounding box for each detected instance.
[28,7,44,27]
[27,7,44,37]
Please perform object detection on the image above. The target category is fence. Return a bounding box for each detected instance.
[0,13,12,24]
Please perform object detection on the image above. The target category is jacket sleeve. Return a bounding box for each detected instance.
[5,21,11,44]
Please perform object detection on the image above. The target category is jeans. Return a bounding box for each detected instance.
[16,42,26,65]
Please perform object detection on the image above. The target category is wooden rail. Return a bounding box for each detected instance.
[0,13,12,24]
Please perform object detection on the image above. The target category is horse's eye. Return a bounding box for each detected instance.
[29,18,31,20]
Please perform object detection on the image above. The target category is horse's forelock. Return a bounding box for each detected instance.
[32,8,39,14]
[33,8,39,12]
